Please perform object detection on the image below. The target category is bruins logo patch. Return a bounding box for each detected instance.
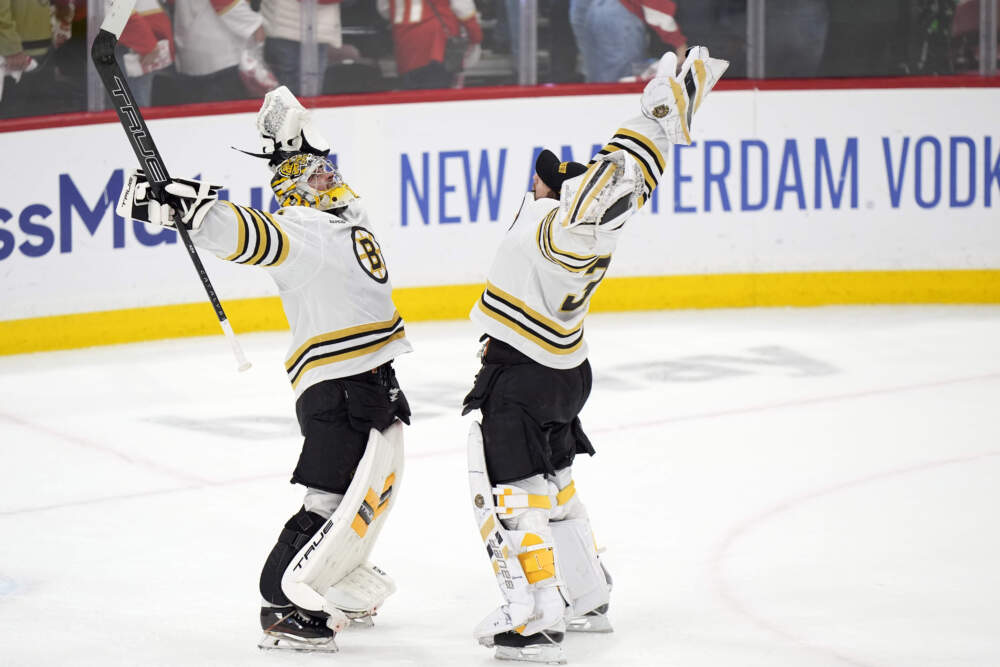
[352,227,388,283]
[276,154,311,178]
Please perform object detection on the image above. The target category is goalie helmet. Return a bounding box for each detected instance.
[270,153,358,211]
[238,86,359,211]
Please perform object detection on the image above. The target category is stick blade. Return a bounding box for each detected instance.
[99,0,137,39]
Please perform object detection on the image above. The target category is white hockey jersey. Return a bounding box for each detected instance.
[470,114,670,369]
[192,199,412,398]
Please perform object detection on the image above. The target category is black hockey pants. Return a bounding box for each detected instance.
[462,336,595,485]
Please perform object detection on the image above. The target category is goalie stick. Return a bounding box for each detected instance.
[90,0,251,372]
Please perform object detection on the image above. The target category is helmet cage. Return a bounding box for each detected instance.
[270,154,358,211]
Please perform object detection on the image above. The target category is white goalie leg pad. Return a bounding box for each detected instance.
[550,520,609,618]
[468,422,566,641]
[548,469,611,618]
[281,421,404,625]
[325,562,396,619]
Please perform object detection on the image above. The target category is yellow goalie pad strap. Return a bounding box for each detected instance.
[556,481,576,506]
[495,487,552,511]
[517,547,556,584]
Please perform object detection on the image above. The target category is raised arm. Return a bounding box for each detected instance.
[116,171,292,269]
[560,47,729,232]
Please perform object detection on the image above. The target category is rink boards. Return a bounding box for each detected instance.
[1,83,999,354]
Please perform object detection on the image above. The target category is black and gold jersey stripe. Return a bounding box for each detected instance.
[222,202,290,267]
[477,283,584,355]
[285,313,406,389]
[594,127,665,207]
[536,208,602,272]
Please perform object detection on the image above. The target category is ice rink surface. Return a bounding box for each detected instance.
[2,305,999,667]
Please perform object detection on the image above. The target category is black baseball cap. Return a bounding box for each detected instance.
[535,149,587,193]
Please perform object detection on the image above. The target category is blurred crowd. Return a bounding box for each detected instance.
[0,0,995,119]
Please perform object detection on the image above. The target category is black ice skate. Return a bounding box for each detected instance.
[566,603,613,633]
[257,605,339,652]
[492,628,566,664]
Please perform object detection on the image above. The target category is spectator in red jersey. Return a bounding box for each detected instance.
[118,0,175,106]
[570,0,685,82]
[167,0,277,104]
[377,0,483,89]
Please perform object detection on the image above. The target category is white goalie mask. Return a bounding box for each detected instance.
[270,153,358,211]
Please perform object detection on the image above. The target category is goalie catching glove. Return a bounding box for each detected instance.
[640,46,729,145]
[256,86,330,166]
[116,169,222,231]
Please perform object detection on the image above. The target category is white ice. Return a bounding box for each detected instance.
[1,306,999,667]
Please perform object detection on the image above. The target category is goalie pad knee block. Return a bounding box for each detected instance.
[550,519,610,617]
[279,421,404,622]
[547,471,611,617]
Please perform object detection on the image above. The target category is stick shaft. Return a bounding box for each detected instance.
[91,24,250,371]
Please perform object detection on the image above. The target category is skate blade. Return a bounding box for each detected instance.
[257,632,339,653]
[342,614,375,630]
[566,614,613,633]
[495,644,566,665]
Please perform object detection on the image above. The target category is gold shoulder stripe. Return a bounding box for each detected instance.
[263,212,289,267]
[599,143,656,197]
[222,201,249,261]
[242,207,271,266]
[615,127,665,172]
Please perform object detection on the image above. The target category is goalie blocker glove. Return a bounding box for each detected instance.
[116,169,223,231]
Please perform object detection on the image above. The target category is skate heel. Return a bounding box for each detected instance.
[566,604,613,633]
[258,605,339,652]
[493,630,566,664]
[257,633,340,652]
